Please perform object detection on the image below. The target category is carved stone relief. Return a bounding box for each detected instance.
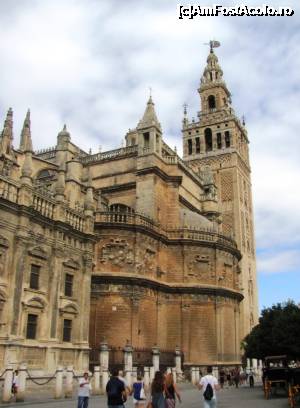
[187,254,212,279]
[99,239,134,266]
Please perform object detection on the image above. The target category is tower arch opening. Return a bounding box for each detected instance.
[204,128,213,152]
[208,95,216,110]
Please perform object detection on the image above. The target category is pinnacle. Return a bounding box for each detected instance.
[137,95,161,130]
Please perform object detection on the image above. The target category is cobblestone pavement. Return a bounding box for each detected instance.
[0,383,292,408]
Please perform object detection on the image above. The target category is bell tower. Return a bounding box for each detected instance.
[183,42,258,339]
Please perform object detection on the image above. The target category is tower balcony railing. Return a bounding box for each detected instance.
[96,210,237,250]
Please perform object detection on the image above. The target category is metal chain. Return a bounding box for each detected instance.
[25,369,58,386]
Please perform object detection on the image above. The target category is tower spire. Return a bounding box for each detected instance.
[19,109,33,152]
[137,95,161,131]
[0,108,14,156]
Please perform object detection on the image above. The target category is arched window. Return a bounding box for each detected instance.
[208,95,216,110]
[217,133,222,149]
[205,128,213,152]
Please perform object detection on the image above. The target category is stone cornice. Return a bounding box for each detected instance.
[91,275,243,302]
[100,182,136,194]
[136,167,182,185]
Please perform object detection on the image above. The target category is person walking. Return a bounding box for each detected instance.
[77,371,92,408]
[165,373,181,408]
[12,370,19,399]
[249,369,254,388]
[198,366,219,408]
[233,367,240,388]
[151,371,165,408]
[132,375,147,408]
[106,369,126,408]
[219,368,225,389]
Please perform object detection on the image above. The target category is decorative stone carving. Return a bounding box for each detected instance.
[187,254,212,279]
[99,239,134,266]
[0,235,9,249]
[28,246,48,260]
[63,259,80,270]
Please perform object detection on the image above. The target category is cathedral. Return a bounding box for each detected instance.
[0,46,258,372]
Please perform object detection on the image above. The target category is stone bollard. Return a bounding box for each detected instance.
[171,367,177,383]
[2,365,13,402]
[65,366,73,398]
[191,367,196,385]
[125,370,132,387]
[101,369,109,394]
[149,366,155,382]
[16,363,27,402]
[213,366,219,379]
[247,358,251,371]
[143,367,150,388]
[55,366,64,399]
[152,346,160,373]
[167,367,171,374]
[252,358,258,374]
[93,366,101,395]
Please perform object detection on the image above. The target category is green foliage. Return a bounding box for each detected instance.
[243,301,300,359]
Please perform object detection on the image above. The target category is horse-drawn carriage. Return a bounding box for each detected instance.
[288,367,300,408]
[263,355,290,399]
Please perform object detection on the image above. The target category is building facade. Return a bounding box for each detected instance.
[0,48,257,372]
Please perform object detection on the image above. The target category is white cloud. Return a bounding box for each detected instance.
[257,249,300,275]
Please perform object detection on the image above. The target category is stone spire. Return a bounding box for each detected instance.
[200,47,224,87]
[0,108,14,155]
[19,110,33,152]
[137,96,161,131]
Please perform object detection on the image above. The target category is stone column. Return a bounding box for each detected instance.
[100,341,109,371]
[213,366,219,379]
[125,370,132,388]
[132,367,137,384]
[2,365,13,402]
[152,346,160,373]
[171,367,177,383]
[252,358,258,374]
[93,366,101,395]
[143,367,150,388]
[167,367,171,374]
[149,366,155,382]
[174,347,182,374]
[55,366,64,399]
[247,358,251,371]
[123,341,133,373]
[65,366,73,398]
[101,369,109,394]
[195,367,200,384]
[191,367,196,385]
[16,364,27,402]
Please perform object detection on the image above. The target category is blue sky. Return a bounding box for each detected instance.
[0,0,299,313]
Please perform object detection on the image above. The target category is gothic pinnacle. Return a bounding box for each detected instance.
[20,109,33,152]
[0,108,14,155]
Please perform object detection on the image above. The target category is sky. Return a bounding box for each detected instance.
[0,0,299,312]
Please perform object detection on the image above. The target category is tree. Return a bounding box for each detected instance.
[243,301,300,360]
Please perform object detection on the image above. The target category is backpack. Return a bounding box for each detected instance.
[107,381,120,399]
[203,383,214,401]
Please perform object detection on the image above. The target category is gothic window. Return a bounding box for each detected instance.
[29,265,40,290]
[225,131,231,147]
[217,133,222,149]
[63,319,72,342]
[208,95,216,109]
[195,137,200,154]
[188,139,193,155]
[204,128,212,152]
[26,314,38,339]
[143,132,150,149]
[64,273,73,297]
